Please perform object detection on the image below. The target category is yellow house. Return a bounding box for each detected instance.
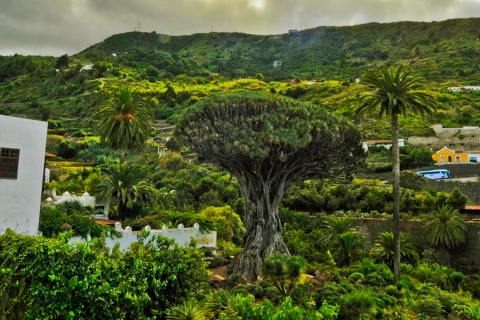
[432,147,469,163]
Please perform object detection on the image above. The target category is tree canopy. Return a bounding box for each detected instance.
[95,85,152,163]
[176,92,365,280]
[177,92,365,184]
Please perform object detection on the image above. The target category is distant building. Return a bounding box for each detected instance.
[432,146,480,163]
[288,29,299,34]
[448,86,480,92]
[362,139,405,151]
[0,115,48,235]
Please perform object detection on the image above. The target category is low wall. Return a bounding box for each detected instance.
[69,222,217,251]
[355,218,480,266]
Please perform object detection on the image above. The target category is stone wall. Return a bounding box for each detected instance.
[407,136,480,150]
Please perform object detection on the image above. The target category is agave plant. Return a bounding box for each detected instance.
[262,254,307,297]
[166,299,210,320]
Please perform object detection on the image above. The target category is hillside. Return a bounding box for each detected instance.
[1,18,480,140]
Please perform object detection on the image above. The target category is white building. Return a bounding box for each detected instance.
[0,115,48,235]
[362,139,405,151]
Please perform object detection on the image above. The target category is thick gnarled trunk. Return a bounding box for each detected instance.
[228,176,290,281]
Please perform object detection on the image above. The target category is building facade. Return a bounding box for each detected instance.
[0,115,48,235]
[432,146,471,163]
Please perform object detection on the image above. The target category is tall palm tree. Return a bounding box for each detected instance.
[95,85,152,163]
[355,65,436,280]
[95,163,157,220]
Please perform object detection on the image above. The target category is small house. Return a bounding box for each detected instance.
[432,147,469,163]
[0,115,48,235]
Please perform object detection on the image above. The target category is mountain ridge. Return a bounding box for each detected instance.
[1,17,480,140]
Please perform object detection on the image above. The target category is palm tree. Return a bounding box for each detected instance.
[262,255,307,297]
[355,65,436,280]
[369,232,420,268]
[329,231,366,267]
[95,163,157,220]
[95,85,152,163]
[320,216,366,267]
[425,205,466,250]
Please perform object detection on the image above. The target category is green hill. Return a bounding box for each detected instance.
[1,18,480,139]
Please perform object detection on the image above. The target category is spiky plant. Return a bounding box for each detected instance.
[166,299,210,320]
[262,254,307,297]
[95,85,152,163]
[425,205,466,249]
[369,232,420,268]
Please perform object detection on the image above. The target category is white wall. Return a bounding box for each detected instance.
[68,223,217,251]
[0,115,48,235]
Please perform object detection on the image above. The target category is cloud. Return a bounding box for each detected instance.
[1,0,479,56]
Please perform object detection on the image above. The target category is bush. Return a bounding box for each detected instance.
[365,272,386,287]
[414,296,444,319]
[338,290,377,319]
[348,272,365,284]
[39,204,108,239]
[385,285,400,297]
[461,275,480,299]
[0,231,209,319]
[198,206,245,245]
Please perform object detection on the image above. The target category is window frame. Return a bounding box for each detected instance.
[0,147,20,179]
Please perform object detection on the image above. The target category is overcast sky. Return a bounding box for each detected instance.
[1,0,480,56]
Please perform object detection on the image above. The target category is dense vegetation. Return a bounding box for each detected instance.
[2,18,480,139]
[2,17,480,319]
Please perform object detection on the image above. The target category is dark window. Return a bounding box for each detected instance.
[0,148,20,179]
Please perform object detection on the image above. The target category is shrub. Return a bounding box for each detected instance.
[338,290,377,319]
[385,285,400,297]
[365,272,386,287]
[39,204,108,239]
[0,231,209,319]
[348,272,365,284]
[453,304,480,320]
[414,296,444,319]
[461,275,480,299]
[198,206,245,245]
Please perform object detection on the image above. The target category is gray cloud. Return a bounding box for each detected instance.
[1,0,479,56]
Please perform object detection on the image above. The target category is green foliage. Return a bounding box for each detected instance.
[166,299,210,320]
[94,85,152,162]
[204,290,339,319]
[39,204,108,239]
[409,262,462,291]
[425,205,466,249]
[129,211,217,233]
[322,217,366,267]
[400,170,427,191]
[460,275,480,299]
[369,232,420,268]
[338,290,377,319]
[453,304,480,319]
[262,255,307,298]
[198,206,245,245]
[0,231,209,319]
[414,296,445,319]
[95,163,157,220]
[446,187,468,210]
